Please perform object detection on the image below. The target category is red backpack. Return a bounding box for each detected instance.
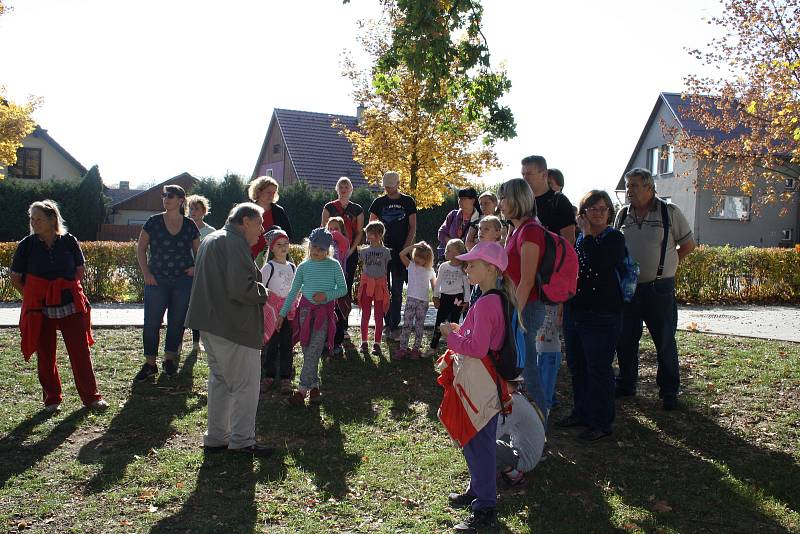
[512,220,578,305]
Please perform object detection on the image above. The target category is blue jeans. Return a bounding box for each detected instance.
[143,275,193,359]
[564,305,622,433]
[538,351,561,414]
[615,278,680,398]
[384,255,406,331]
[521,300,546,417]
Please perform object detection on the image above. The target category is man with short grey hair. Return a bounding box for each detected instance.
[186,202,273,455]
[614,168,696,410]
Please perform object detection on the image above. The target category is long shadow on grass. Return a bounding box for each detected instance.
[508,398,793,533]
[150,450,287,534]
[77,349,205,493]
[0,409,88,488]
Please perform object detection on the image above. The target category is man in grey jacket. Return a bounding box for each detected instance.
[186,202,272,456]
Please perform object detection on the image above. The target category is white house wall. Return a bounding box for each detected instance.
[110,209,155,226]
[1,134,84,183]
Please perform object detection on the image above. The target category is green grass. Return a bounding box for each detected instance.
[0,327,798,533]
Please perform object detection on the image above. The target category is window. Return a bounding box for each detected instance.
[782,228,794,241]
[266,169,273,177]
[711,195,751,220]
[646,147,659,176]
[659,144,674,174]
[785,178,796,191]
[272,143,280,154]
[8,148,42,179]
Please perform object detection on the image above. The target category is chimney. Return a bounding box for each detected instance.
[119,181,129,190]
[356,103,365,124]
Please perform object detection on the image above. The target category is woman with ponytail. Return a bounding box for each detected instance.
[135,184,200,381]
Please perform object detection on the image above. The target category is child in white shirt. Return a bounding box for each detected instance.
[395,241,435,360]
[428,239,469,356]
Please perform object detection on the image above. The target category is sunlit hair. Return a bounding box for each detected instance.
[498,178,536,220]
[336,177,353,199]
[479,215,503,240]
[624,167,655,189]
[29,199,67,235]
[164,184,187,215]
[186,194,211,215]
[248,176,280,203]
[327,216,345,234]
[363,221,385,246]
[446,238,468,268]
[382,171,400,188]
[411,241,434,269]
[226,202,264,225]
[520,155,547,172]
[579,190,616,225]
[478,191,499,216]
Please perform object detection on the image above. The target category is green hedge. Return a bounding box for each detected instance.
[3,241,798,304]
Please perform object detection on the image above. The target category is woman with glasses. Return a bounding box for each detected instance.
[556,190,625,442]
[135,184,200,381]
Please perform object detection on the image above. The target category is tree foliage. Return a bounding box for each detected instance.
[0,88,39,180]
[673,0,800,211]
[337,17,500,209]
[344,0,514,142]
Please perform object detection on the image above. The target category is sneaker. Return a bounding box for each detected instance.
[163,359,178,377]
[371,343,382,356]
[454,508,496,532]
[260,377,274,394]
[279,379,293,395]
[409,348,422,360]
[228,443,274,457]
[500,469,526,487]
[577,428,612,442]
[360,341,369,354]
[555,413,587,428]
[447,492,475,509]
[309,387,322,404]
[134,362,158,382]
[89,399,109,412]
[392,347,408,361]
[285,391,306,407]
[44,403,61,413]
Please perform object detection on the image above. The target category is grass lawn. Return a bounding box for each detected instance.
[0,327,798,533]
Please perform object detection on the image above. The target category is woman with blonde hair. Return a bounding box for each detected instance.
[248,176,293,258]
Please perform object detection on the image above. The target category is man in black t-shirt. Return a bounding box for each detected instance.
[521,155,576,245]
[369,171,417,336]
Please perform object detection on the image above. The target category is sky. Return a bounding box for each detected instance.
[0,0,723,202]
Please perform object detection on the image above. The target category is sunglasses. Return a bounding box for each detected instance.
[162,192,183,199]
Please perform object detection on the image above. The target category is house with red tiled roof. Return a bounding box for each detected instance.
[252,107,367,190]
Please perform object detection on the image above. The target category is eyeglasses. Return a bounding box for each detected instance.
[162,192,182,199]
[586,206,609,214]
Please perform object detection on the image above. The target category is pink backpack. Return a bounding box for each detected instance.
[513,220,578,304]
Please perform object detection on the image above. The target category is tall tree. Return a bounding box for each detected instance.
[338,16,500,209]
[344,0,514,142]
[673,0,800,211]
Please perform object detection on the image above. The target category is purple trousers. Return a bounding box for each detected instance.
[462,413,499,511]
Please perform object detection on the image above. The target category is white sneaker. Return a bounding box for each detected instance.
[44,404,61,413]
[90,399,109,411]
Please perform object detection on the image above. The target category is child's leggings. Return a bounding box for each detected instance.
[431,293,463,349]
[359,294,385,343]
[401,296,428,350]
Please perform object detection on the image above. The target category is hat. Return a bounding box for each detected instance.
[382,171,400,188]
[458,187,478,200]
[455,241,508,272]
[309,227,333,250]
[266,228,289,250]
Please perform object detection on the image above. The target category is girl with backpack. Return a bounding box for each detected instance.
[259,229,298,395]
[437,240,521,532]
[498,178,550,416]
[556,190,625,442]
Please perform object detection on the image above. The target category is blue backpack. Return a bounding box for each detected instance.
[483,289,526,381]
[598,227,639,303]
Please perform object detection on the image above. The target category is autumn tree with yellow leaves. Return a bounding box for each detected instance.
[670,0,800,211]
[0,2,39,179]
[337,12,504,209]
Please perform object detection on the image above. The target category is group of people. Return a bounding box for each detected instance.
[9,156,696,533]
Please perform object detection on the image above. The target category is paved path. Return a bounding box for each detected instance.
[1,302,798,342]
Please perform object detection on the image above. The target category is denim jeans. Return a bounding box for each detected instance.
[615,277,680,398]
[521,300,546,417]
[537,351,561,414]
[384,255,406,331]
[143,274,193,358]
[564,305,622,433]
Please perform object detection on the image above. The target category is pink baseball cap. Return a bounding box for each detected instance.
[455,241,508,272]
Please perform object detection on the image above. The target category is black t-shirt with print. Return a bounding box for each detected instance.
[369,193,417,254]
[143,214,200,281]
[324,200,364,243]
[11,233,85,281]
[535,189,575,234]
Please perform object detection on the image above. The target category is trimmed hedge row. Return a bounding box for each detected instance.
[2,242,798,304]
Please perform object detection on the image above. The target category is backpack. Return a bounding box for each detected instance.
[264,260,296,288]
[483,289,526,381]
[512,220,578,305]
[598,227,640,303]
[616,198,671,281]
[330,200,357,243]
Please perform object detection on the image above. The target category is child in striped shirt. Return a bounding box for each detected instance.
[277,228,347,406]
